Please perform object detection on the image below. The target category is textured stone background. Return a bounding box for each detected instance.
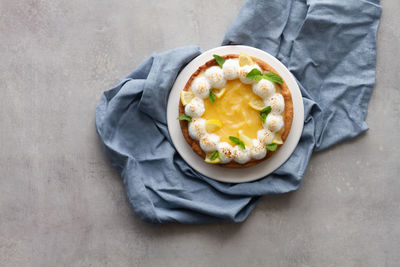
[1,0,399,266]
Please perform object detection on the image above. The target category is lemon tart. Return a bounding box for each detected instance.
[178,53,293,168]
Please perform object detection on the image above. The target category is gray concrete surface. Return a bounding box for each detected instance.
[0,0,399,266]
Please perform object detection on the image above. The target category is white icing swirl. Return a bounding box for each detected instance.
[191,77,210,98]
[250,139,267,160]
[264,114,284,132]
[257,129,274,145]
[222,59,239,80]
[184,97,205,118]
[231,146,251,164]
[217,142,234,164]
[199,134,220,152]
[205,66,226,88]
[188,118,206,141]
[267,93,285,114]
[252,79,276,99]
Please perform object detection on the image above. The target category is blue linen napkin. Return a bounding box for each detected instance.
[95,0,381,223]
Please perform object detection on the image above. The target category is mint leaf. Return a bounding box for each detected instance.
[259,113,267,124]
[209,91,216,104]
[177,114,192,122]
[210,150,219,161]
[229,136,240,143]
[259,106,271,123]
[246,68,262,82]
[229,136,245,150]
[238,142,245,150]
[213,54,226,68]
[263,72,283,85]
[265,143,278,151]
[261,106,272,114]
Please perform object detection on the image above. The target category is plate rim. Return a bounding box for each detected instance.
[167,45,304,183]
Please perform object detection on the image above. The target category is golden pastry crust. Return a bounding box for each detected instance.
[179,54,293,168]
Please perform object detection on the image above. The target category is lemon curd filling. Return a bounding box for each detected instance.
[202,79,264,143]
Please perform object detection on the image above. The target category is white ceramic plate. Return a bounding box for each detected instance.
[167,45,304,183]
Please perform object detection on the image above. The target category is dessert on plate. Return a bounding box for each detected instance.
[177,53,293,168]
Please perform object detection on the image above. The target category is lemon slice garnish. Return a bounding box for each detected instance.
[204,152,221,164]
[248,99,266,111]
[180,91,195,106]
[205,120,222,133]
[272,134,283,145]
[239,53,254,67]
[211,88,226,98]
[238,130,253,147]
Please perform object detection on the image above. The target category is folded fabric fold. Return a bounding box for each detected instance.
[96,0,381,223]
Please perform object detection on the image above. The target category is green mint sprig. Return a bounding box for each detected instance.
[209,90,216,104]
[259,106,272,123]
[246,68,284,85]
[246,68,262,82]
[265,143,278,152]
[229,136,245,150]
[213,54,226,68]
[263,72,283,85]
[210,150,220,161]
[177,114,192,122]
